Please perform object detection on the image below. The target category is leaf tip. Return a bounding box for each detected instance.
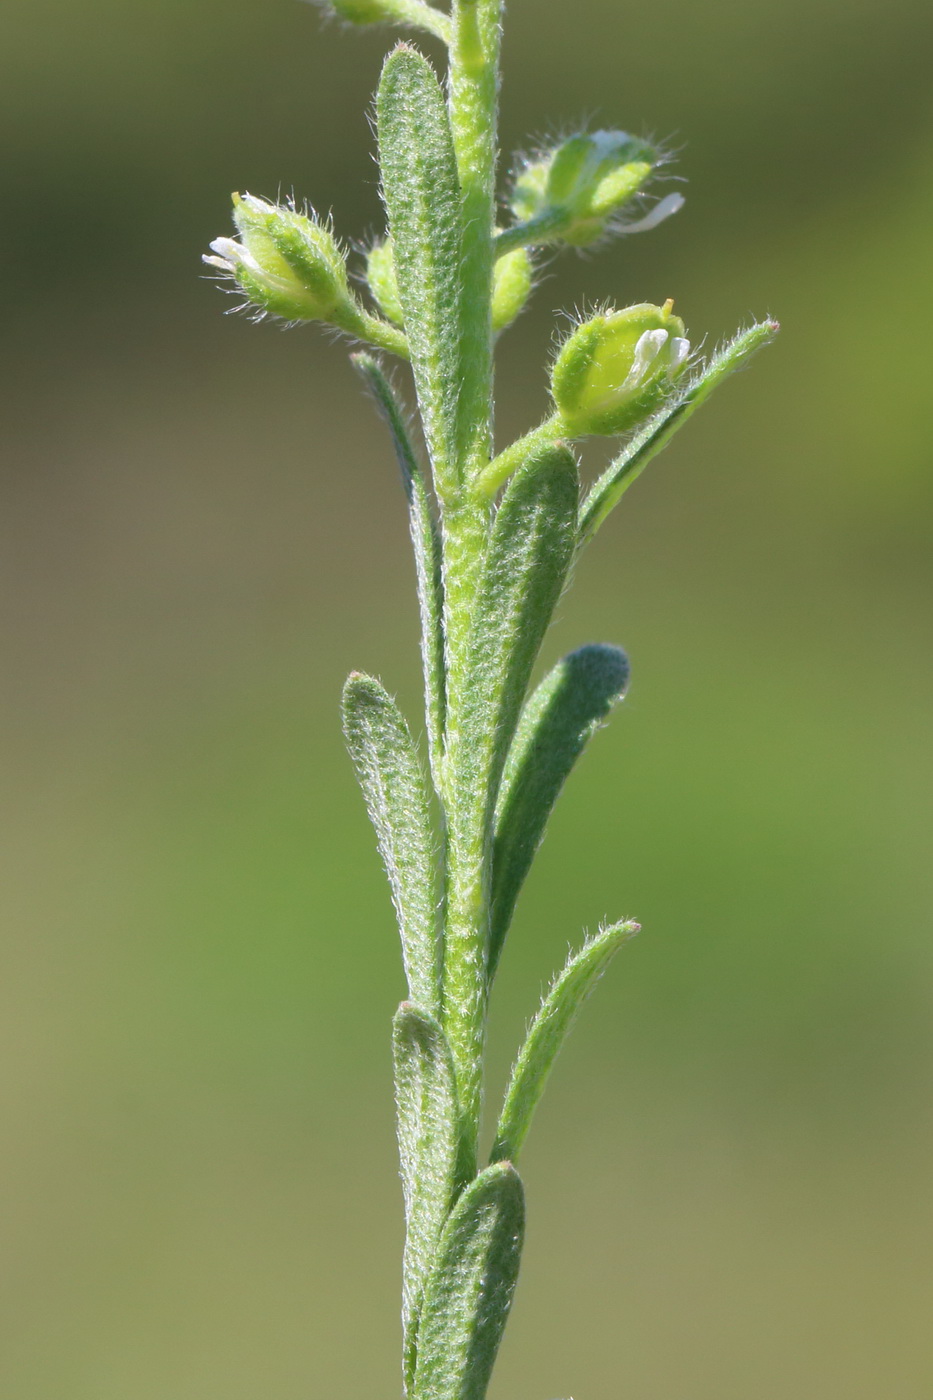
[601,917,641,938]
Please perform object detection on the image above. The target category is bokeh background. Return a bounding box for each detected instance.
[3,0,933,1395]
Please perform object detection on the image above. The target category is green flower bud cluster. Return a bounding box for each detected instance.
[479,299,694,496]
[205,194,355,323]
[366,237,533,334]
[509,130,683,249]
[205,194,407,356]
[552,300,690,435]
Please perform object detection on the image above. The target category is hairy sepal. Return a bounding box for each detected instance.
[393,1003,463,1392]
[352,353,446,792]
[342,674,441,1016]
[377,46,464,497]
[491,920,639,1163]
[489,643,630,978]
[412,1161,525,1400]
[579,319,779,540]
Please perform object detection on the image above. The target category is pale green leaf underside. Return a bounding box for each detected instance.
[342,674,441,1016]
[579,320,780,540]
[491,920,639,1164]
[412,1161,525,1400]
[351,352,447,792]
[393,1002,462,1392]
[489,643,630,979]
[377,45,464,494]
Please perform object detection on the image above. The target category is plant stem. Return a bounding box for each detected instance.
[337,305,410,358]
[389,0,454,44]
[438,0,504,1153]
[448,0,501,481]
[495,209,568,256]
[477,414,564,497]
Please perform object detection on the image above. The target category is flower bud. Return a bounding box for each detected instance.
[366,237,532,334]
[511,130,678,247]
[551,301,691,436]
[365,239,404,326]
[205,194,354,323]
[491,247,533,332]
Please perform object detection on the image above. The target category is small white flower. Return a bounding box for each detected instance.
[624,327,670,390]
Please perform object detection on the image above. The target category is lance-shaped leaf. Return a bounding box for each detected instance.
[491,921,639,1164]
[393,1003,462,1392]
[342,674,441,1015]
[579,320,780,541]
[412,1161,525,1400]
[488,644,630,979]
[352,353,446,792]
[377,45,464,497]
[443,445,579,1116]
[450,442,580,844]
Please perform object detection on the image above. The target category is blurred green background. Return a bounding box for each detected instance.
[2,0,933,1395]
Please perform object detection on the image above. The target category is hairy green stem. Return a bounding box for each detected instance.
[478,414,564,497]
[439,0,504,1150]
[388,0,454,43]
[438,503,490,1155]
[448,0,501,480]
[337,304,410,357]
[494,209,568,256]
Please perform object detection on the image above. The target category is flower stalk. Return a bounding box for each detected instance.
[207,3,777,1395]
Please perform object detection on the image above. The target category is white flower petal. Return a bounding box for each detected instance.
[669,336,691,370]
[209,236,242,262]
[625,328,668,388]
[618,191,685,234]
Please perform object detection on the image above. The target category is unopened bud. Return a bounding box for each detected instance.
[512,131,680,247]
[551,301,691,436]
[366,239,404,325]
[491,248,533,332]
[366,237,532,334]
[205,193,354,323]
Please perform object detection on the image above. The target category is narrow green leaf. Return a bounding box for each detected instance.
[352,353,447,792]
[579,319,780,540]
[491,920,639,1164]
[342,674,441,1015]
[393,1002,462,1392]
[412,1161,525,1400]
[452,441,580,838]
[377,45,464,497]
[442,443,579,1129]
[488,644,630,979]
